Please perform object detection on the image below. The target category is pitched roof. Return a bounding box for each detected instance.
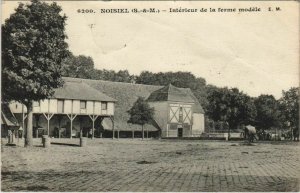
[147,84,195,103]
[183,88,205,114]
[53,78,117,102]
[63,77,204,131]
[1,104,19,127]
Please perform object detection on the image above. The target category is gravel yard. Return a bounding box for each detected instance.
[1,138,300,192]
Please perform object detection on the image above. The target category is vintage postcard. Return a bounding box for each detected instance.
[1,0,299,192]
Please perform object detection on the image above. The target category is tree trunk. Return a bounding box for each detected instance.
[25,103,33,147]
[142,125,144,140]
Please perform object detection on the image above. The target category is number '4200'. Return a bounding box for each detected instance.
[77,9,94,13]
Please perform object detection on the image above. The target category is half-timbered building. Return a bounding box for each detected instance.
[147,84,205,138]
[9,79,116,138]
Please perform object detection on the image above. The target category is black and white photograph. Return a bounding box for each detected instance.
[1,0,299,192]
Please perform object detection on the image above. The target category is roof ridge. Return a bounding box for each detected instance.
[62,76,164,88]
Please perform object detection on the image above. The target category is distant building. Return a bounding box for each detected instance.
[7,77,205,138]
[147,84,205,137]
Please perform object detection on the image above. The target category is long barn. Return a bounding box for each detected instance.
[7,77,205,138]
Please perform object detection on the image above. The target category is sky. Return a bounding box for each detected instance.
[2,1,299,98]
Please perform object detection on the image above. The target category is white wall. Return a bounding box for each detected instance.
[192,113,205,137]
[72,100,80,114]
[9,101,25,113]
[94,102,101,114]
[9,99,115,116]
[86,101,94,114]
[40,100,48,113]
[64,100,72,114]
[49,99,57,113]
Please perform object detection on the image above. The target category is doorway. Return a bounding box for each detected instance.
[178,128,183,138]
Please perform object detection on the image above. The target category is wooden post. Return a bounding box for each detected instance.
[117,130,120,139]
[66,114,77,138]
[92,119,95,139]
[92,102,95,139]
[42,113,54,137]
[99,117,103,138]
[47,118,50,136]
[132,130,134,139]
[57,115,62,138]
[110,116,115,139]
[89,115,98,139]
[35,115,39,138]
[70,99,73,139]
[70,117,73,139]
[47,100,50,136]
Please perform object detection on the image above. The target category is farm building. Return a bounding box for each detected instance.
[147,84,204,137]
[71,77,205,138]
[7,77,205,138]
[9,79,117,138]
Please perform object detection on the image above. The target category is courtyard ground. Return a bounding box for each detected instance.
[1,138,300,192]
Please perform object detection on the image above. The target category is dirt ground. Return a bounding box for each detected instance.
[1,138,300,192]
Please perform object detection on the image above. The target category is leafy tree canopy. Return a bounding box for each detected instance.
[127,97,154,126]
[254,94,281,130]
[206,86,257,130]
[278,87,299,129]
[62,53,94,79]
[2,0,69,146]
[62,54,135,83]
[2,0,69,105]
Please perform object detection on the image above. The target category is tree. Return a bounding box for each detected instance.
[62,54,94,79]
[127,97,154,139]
[206,86,257,136]
[278,87,299,135]
[2,0,69,146]
[254,95,281,130]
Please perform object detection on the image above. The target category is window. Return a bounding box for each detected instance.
[33,101,40,107]
[101,102,107,110]
[57,100,64,113]
[80,101,87,109]
[179,107,183,122]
